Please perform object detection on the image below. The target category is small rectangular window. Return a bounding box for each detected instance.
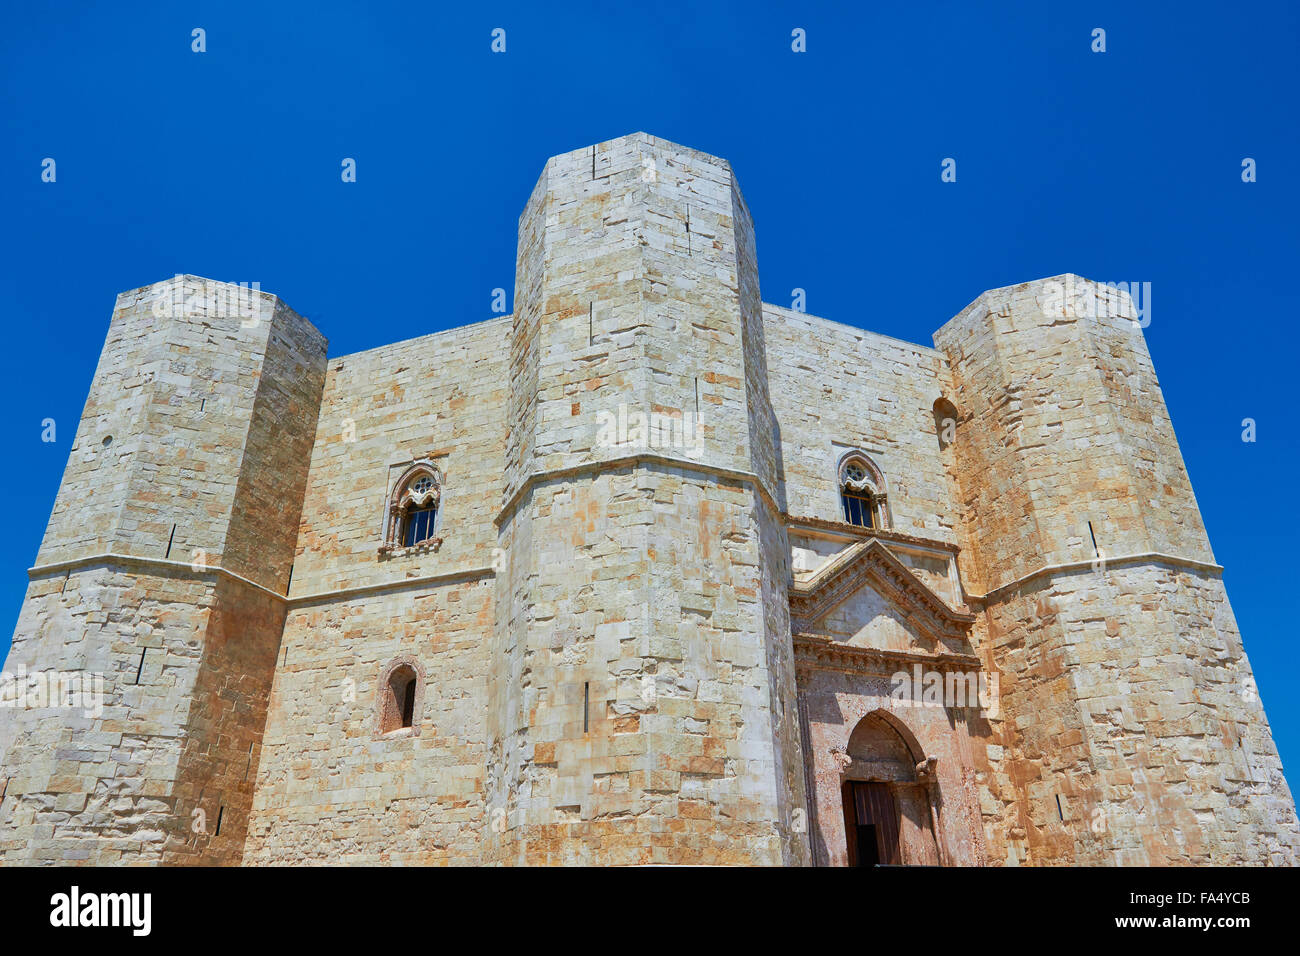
[402,507,437,546]
[842,492,875,528]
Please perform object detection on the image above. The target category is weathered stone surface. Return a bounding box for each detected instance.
[0,277,326,864]
[934,278,1295,865]
[1,137,1293,866]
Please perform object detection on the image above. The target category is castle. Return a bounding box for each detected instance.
[0,133,1294,866]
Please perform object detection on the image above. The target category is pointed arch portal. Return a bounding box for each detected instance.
[839,710,944,867]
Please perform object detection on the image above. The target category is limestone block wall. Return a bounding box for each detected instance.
[165,578,289,865]
[33,287,158,564]
[1,276,326,865]
[0,569,294,866]
[935,275,1297,865]
[244,280,655,865]
[504,134,760,490]
[488,133,808,865]
[732,169,807,867]
[489,468,806,864]
[242,314,508,863]
[223,300,332,592]
[934,276,1213,592]
[37,277,325,573]
[243,580,493,864]
[973,564,1296,865]
[0,568,213,864]
[763,307,959,543]
[284,317,510,598]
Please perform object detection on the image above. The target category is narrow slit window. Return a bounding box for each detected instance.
[400,677,417,727]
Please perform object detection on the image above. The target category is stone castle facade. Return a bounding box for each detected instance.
[0,133,1294,866]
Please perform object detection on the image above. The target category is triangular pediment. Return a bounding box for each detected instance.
[789,539,976,648]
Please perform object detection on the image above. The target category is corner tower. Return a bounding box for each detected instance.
[934,275,1297,865]
[0,276,326,865]
[489,134,808,864]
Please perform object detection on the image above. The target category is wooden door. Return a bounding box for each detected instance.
[844,781,901,866]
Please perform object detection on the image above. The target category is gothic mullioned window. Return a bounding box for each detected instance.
[402,474,438,546]
[838,452,889,530]
[381,461,443,554]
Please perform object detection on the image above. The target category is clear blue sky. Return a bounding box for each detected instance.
[2,2,1297,776]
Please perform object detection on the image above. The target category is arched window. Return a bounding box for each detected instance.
[933,397,960,453]
[376,658,424,736]
[401,473,438,546]
[383,462,443,553]
[838,452,888,530]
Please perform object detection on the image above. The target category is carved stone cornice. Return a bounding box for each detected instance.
[789,539,976,643]
[793,634,981,679]
[786,516,961,555]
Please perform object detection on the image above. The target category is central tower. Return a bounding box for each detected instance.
[488,133,808,864]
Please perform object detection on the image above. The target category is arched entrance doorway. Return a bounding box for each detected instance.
[840,711,943,867]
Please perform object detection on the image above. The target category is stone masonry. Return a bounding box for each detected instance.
[0,134,1294,865]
